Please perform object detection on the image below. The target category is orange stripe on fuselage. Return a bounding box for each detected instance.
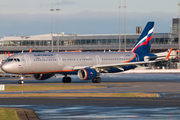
[123,53,136,63]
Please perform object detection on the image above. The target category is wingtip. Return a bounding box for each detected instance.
[29,48,32,53]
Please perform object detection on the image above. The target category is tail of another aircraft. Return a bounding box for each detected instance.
[132,22,154,54]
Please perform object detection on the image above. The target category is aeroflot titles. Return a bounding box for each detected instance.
[33,54,131,57]
[34,54,54,56]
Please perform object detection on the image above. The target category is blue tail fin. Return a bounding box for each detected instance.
[132,22,154,54]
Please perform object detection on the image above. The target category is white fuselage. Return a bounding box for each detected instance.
[2,52,137,74]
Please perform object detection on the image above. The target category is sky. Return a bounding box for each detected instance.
[0,0,179,37]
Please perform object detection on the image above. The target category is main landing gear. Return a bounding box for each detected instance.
[61,75,101,83]
[18,75,24,84]
[62,75,71,83]
[92,77,101,83]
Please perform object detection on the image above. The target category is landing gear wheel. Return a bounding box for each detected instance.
[18,80,24,84]
[67,77,71,83]
[92,77,101,83]
[19,75,24,84]
[96,77,101,83]
[92,78,97,83]
[62,77,72,83]
[62,77,66,83]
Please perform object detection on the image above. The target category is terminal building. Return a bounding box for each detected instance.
[0,32,178,53]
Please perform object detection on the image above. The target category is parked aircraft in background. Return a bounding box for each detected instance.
[1,22,173,84]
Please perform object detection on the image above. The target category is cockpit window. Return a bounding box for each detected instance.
[7,58,20,62]
[17,58,20,62]
[8,59,13,62]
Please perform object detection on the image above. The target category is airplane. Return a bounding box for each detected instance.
[1,21,172,84]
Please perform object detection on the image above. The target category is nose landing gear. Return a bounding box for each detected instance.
[18,75,24,84]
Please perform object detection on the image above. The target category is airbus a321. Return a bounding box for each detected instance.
[1,22,172,84]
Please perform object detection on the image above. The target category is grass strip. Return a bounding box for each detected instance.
[3,85,105,91]
[0,108,19,120]
[0,93,158,97]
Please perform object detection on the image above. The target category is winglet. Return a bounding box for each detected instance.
[166,47,173,59]
[29,48,32,53]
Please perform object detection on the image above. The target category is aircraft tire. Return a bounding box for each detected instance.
[92,77,101,83]
[18,80,24,84]
[96,77,101,83]
[62,77,66,83]
[62,77,71,83]
[92,78,97,83]
[67,77,71,83]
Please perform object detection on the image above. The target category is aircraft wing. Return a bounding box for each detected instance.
[73,48,174,71]
[73,65,93,70]
[73,60,157,70]
[93,61,156,69]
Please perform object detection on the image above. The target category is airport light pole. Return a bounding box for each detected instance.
[178,0,180,51]
[118,0,121,52]
[50,3,54,52]
[56,2,60,52]
[124,0,127,52]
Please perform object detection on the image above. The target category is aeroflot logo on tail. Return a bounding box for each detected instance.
[34,54,53,56]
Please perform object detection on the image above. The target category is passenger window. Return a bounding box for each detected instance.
[17,58,20,62]
[14,58,17,62]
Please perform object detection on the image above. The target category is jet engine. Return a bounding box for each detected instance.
[33,74,54,80]
[78,68,98,80]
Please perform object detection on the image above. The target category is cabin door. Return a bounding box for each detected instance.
[24,55,31,66]
[56,54,63,66]
[96,55,101,65]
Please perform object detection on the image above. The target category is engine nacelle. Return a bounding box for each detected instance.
[78,68,97,80]
[33,74,54,80]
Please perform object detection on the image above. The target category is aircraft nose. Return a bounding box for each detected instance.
[1,63,11,73]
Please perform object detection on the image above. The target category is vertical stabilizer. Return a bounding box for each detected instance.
[132,22,154,54]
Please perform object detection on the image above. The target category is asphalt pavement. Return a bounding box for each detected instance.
[1,73,180,119]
